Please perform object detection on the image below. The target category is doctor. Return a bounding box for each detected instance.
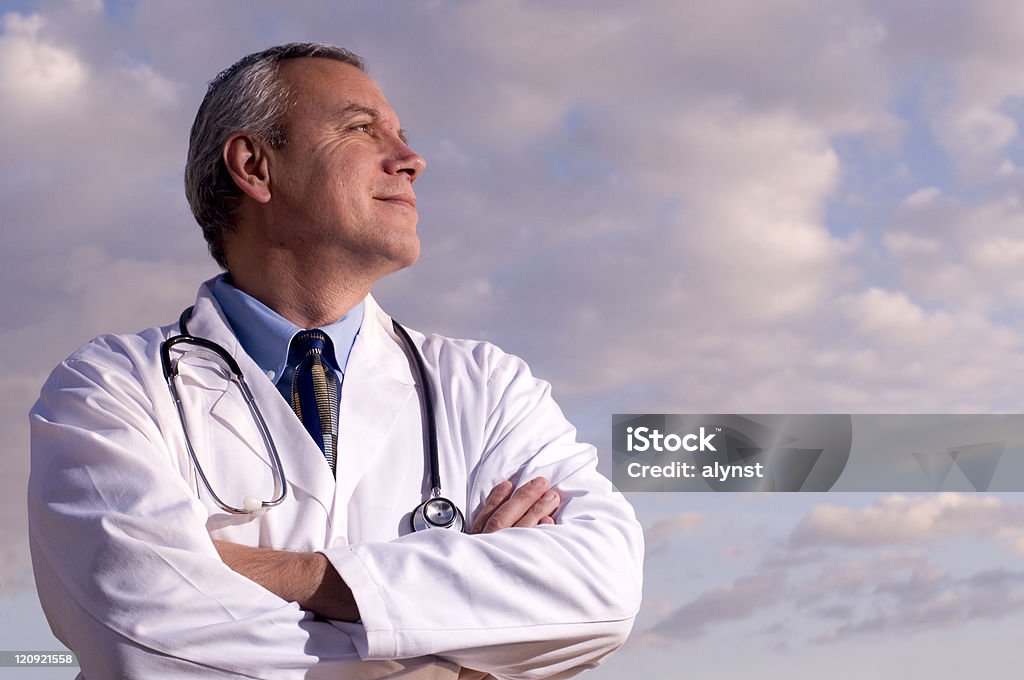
[29,43,643,679]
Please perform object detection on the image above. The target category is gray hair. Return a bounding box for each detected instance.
[184,43,366,269]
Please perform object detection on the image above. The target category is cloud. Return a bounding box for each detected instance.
[879,0,1024,182]
[819,567,1024,642]
[3,3,1021,415]
[645,570,788,642]
[791,551,939,606]
[367,0,900,415]
[641,493,1024,650]
[0,12,86,106]
[844,287,951,338]
[880,191,1024,314]
[902,186,942,207]
[645,512,706,543]
[2,0,1004,426]
[641,548,935,646]
[784,498,1024,643]
[356,0,1024,418]
[790,494,1024,551]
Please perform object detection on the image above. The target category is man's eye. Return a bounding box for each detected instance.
[351,123,372,134]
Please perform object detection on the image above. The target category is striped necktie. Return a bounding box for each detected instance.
[290,330,340,476]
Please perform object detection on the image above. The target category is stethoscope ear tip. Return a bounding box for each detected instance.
[244,496,268,517]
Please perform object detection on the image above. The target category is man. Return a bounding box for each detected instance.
[29,43,643,679]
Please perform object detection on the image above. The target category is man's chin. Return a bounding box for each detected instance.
[395,243,421,271]
[378,237,421,274]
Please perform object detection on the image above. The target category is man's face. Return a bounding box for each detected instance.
[264,58,426,276]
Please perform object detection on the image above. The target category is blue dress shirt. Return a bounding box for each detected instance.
[211,274,364,406]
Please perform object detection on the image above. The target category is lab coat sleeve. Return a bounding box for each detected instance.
[28,338,428,679]
[326,347,644,680]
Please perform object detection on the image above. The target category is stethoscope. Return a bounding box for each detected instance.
[160,306,465,532]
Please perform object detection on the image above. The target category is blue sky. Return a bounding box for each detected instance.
[4,0,1024,677]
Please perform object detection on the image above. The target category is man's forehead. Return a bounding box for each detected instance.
[278,57,395,117]
[278,56,367,83]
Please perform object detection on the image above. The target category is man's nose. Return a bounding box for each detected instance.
[384,139,426,182]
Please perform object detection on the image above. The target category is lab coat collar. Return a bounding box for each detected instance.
[186,278,416,524]
[188,279,414,385]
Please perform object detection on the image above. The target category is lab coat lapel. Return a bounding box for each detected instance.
[187,282,337,517]
[332,295,416,528]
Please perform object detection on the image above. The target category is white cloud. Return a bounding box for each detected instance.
[791,551,939,605]
[883,194,1024,313]
[0,12,86,106]
[790,494,1024,551]
[0,9,190,261]
[877,0,1024,182]
[903,186,941,207]
[69,0,104,13]
[645,512,707,543]
[843,288,953,340]
[934,105,1019,180]
[967,235,1024,269]
[655,106,844,323]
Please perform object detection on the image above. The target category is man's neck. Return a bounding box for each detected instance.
[227,259,372,329]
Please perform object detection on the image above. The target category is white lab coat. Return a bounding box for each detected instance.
[28,279,644,679]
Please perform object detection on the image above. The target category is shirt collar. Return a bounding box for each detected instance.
[211,274,364,384]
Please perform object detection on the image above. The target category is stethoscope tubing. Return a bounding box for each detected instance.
[162,307,288,515]
[390,319,442,497]
[160,305,463,530]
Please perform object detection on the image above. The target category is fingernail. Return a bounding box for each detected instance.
[531,477,546,488]
[543,490,557,502]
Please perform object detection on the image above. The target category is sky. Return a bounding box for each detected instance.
[3,0,1024,677]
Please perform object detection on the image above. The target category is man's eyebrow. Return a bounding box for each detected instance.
[335,103,408,144]
[336,103,381,120]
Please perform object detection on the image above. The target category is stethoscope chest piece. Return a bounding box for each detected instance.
[411,493,465,532]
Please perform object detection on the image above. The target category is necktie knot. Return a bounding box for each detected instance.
[293,330,328,358]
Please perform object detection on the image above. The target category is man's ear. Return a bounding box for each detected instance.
[223,133,272,203]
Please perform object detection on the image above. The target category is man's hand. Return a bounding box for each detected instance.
[212,541,359,622]
[469,477,560,534]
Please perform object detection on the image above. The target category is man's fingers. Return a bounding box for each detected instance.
[480,480,515,516]
[480,477,549,533]
[513,489,560,528]
[470,477,562,534]
[469,480,514,534]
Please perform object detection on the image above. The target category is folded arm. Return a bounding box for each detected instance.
[323,351,645,679]
[28,347,426,679]
[213,476,561,621]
